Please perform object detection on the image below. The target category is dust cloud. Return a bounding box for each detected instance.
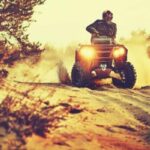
[5,30,150,88]
[120,30,150,87]
[6,43,75,84]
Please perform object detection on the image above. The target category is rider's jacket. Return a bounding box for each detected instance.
[86,19,117,39]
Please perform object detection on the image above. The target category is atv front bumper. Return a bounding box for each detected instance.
[91,68,121,80]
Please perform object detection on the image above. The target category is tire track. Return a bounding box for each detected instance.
[94,91,150,127]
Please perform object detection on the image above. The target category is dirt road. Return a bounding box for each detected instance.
[0,80,150,150]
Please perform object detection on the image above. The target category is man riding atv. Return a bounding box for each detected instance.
[71,10,136,89]
[86,10,117,43]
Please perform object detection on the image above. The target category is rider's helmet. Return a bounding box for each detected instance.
[102,10,113,22]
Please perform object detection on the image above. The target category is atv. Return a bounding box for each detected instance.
[71,37,136,88]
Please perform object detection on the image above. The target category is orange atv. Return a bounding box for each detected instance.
[71,38,136,88]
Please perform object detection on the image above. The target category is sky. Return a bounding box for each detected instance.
[27,0,150,47]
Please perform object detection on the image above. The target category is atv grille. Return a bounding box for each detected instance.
[95,44,113,63]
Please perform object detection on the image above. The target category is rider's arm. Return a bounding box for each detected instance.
[107,23,117,39]
[111,23,117,38]
[86,20,99,34]
[114,23,117,38]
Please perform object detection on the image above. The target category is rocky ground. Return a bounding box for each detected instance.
[0,80,150,150]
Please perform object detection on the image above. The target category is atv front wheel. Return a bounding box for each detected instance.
[71,63,90,87]
[112,62,136,88]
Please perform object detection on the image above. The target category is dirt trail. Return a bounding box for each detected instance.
[0,80,150,150]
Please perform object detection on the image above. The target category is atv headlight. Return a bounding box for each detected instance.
[80,47,96,59]
[113,47,126,58]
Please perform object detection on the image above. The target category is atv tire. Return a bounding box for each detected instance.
[112,62,136,88]
[71,63,90,87]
